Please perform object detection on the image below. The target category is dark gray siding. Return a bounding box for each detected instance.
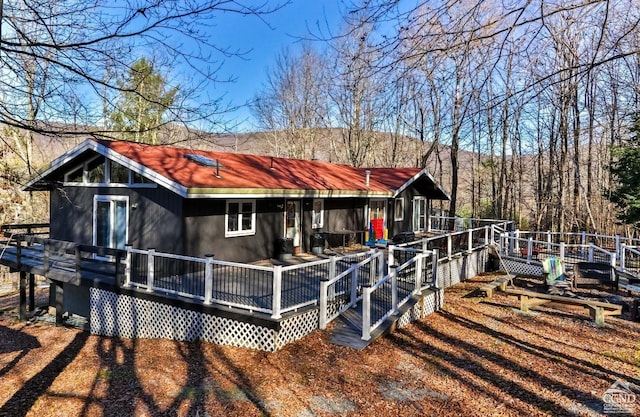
[324,199,366,232]
[183,198,284,263]
[50,185,184,254]
[321,199,366,247]
[390,187,433,237]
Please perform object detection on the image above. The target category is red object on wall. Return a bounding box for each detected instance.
[371,219,384,240]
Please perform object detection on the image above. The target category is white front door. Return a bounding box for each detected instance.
[93,195,129,249]
[285,200,301,247]
[413,197,427,233]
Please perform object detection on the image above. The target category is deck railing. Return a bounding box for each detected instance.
[500,235,616,267]
[8,219,640,336]
[361,251,433,340]
[1,223,50,238]
[2,233,126,283]
[619,244,640,274]
[318,250,384,329]
[429,215,514,234]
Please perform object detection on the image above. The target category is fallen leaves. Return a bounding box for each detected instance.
[0,276,638,416]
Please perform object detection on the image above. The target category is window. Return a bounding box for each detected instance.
[63,156,155,187]
[110,161,129,183]
[93,195,128,250]
[132,171,153,184]
[312,199,324,229]
[86,156,106,183]
[225,200,256,237]
[66,166,84,183]
[413,197,427,232]
[394,198,404,221]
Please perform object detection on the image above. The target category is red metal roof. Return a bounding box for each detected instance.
[98,139,423,194]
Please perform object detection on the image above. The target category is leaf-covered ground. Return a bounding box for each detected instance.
[0,275,638,417]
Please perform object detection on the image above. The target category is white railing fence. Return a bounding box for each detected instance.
[361,251,435,341]
[500,233,617,267]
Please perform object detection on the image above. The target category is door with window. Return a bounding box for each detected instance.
[93,196,128,250]
[413,197,427,233]
[369,199,386,240]
[285,200,301,248]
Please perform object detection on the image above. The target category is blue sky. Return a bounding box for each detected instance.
[204,1,346,132]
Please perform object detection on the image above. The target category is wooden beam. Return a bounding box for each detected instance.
[19,271,26,321]
[54,282,64,325]
[28,273,35,311]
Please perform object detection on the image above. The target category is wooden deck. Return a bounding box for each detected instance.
[0,245,120,286]
[1,230,442,349]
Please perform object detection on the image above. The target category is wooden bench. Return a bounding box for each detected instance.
[478,275,512,298]
[503,288,623,325]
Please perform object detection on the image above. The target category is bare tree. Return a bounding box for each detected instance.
[0,0,283,161]
[252,45,330,159]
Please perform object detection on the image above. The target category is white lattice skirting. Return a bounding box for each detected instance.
[502,257,544,277]
[436,249,489,289]
[89,248,491,351]
[397,287,444,329]
[89,288,318,352]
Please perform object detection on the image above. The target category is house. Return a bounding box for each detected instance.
[24,138,449,263]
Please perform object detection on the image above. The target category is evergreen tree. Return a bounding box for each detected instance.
[110,58,177,144]
[608,116,640,225]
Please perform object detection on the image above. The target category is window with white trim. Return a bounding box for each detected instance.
[312,199,324,229]
[63,156,155,188]
[225,200,256,237]
[394,198,404,221]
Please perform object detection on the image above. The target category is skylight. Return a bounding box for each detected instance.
[185,153,221,167]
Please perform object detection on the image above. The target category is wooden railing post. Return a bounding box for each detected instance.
[415,255,423,294]
[621,244,627,272]
[432,249,439,288]
[43,239,50,274]
[204,254,214,304]
[19,271,26,321]
[28,273,35,312]
[387,245,395,275]
[588,243,594,262]
[447,234,452,258]
[508,231,515,256]
[361,284,372,341]
[271,265,282,319]
[15,235,22,269]
[560,242,566,263]
[147,248,155,292]
[319,277,329,329]
[350,266,359,307]
[124,245,132,287]
[467,229,473,253]
[392,267,399,314]
[74,244,82,283]
[329,255,337,280]
[114,249,124,287]
[484,226,489,246]
[377,251,384,280]
[527,238,533,264]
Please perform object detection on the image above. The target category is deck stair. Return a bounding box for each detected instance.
[329,288,434,350]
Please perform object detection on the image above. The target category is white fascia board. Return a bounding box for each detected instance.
[392,167,451,200]
[22,138,189,198]
[22,139,97,191]
[97,144,188,198]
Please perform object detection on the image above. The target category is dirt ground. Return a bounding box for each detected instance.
[0,275,639,417]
